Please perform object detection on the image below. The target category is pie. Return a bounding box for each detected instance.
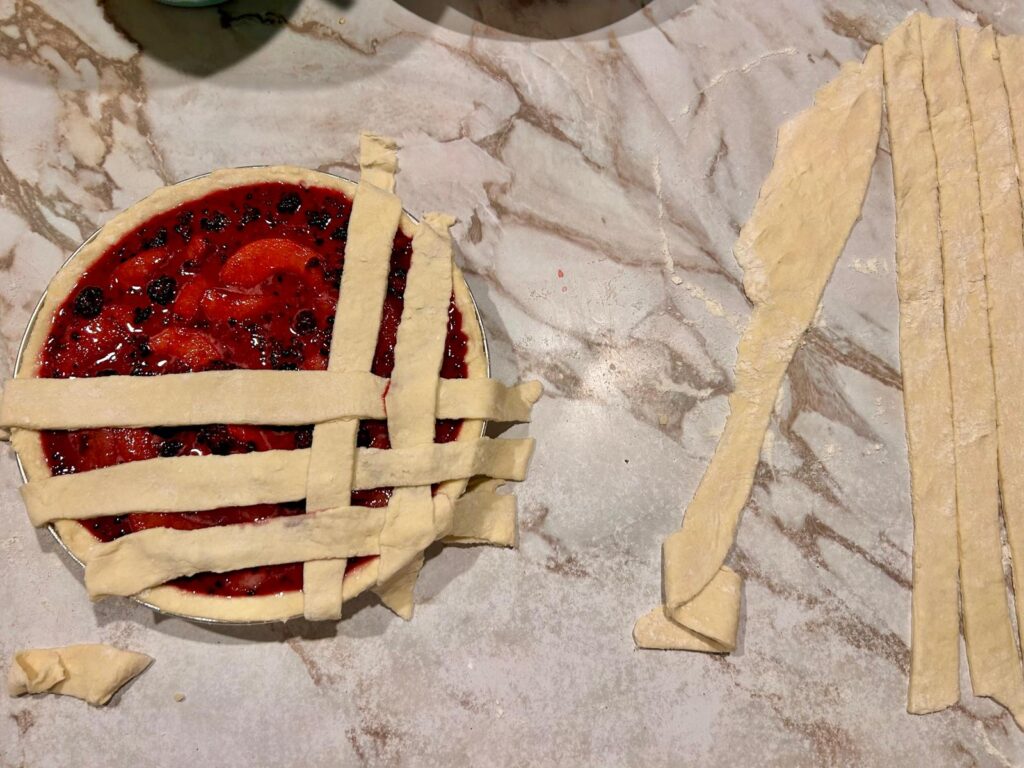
[0,134,540,623]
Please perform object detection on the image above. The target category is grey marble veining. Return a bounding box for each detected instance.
[2,1,1023,765]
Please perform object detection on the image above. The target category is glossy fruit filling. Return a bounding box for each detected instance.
[38,181,469,598]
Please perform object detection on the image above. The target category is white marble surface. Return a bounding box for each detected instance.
[2,0,1024,765]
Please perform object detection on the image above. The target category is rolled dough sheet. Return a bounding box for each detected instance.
[635,46,883,651]
[919,14,1024,722]
[882,14,960,714]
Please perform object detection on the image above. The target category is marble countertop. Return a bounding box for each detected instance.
[3,1,1024,765]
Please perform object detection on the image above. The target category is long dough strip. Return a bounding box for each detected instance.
[375,213,455,614]
[919,15,1024,721]
[0,366,541,430]
[22,437,535,525]
[83,502,424,598]
[990,30,1024,673]
[882,14,961,714]
[303,134,402,619]
[634,47,883,651]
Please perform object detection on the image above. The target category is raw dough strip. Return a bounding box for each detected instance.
[375,213,455,615]
[0,368,542,430]
[988,30,1024,673]
[920,15,1024,720]
[634,47,883,652]
[304,133,402,619]
[882,14,960,714]
[444,479,518,547]
[22,437,536,525]
[83,502,421,598]
[8,645,152,706]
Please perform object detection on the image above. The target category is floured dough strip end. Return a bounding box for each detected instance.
[8,644,152,706]
[359,133,399,193]
[635,46,883,651]
[444,479,518,547]
[882,13,960,715]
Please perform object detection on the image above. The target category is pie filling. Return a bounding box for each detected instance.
[37,181,469,598]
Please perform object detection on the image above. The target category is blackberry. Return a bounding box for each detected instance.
[133,306,153,325]
[197,425,233,456]
[73,287,104,319]
[270,344,302,369]
[201,212,230,232]
[293,309,317,334]
[295,427,313,449]
[329,225,347,241]
[158,440,184,457]
[305,209,330,230]
[277,193,301,214]
[240,205,261,227]
[147,276,177,305]
[142,228,168,250]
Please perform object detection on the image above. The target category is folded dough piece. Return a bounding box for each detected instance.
[635,46,883,651]
[8,644,152,706]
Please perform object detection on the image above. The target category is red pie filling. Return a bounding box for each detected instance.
[37,182,469,598]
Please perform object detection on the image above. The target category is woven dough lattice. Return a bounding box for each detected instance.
[0,133,541,623]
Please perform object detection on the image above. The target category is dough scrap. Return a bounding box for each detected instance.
[882,14,960,714]
[919,15,1024,722]
[8,645,152,706]
[635,47,883,650]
